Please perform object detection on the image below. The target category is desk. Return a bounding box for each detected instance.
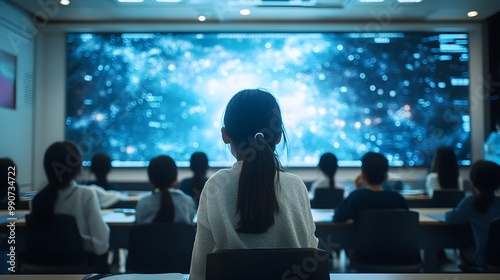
[113,192,149,209]
[18,191,150,210]
[313,208,473,272]
[1,208,471,272]
[1,274,499,280]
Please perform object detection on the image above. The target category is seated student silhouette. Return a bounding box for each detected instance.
[90,153,115,190]
[308,152,343,200]
[446,160,500,269]
[135,155,196,224]
[0,158,20,210]
[180,152,209,207]
[333,152,408,223]
[87,153,120,209]
[426,146,464,197]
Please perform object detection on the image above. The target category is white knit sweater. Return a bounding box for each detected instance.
[189,161,318,280]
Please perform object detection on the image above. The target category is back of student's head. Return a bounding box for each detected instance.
[32,141,82,221]
[189,151,209,197]
[223,88,286,234]
[190,152,209,176]
[470,160,500,213]
[318,152,338,188]
[90,152,112,177]
[0,158,19,203]
[431,146,459,189]
[148,155,177,223]
[361,152,388,185]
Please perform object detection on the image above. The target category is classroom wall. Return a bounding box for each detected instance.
[0,1,35,190]
[27,21,487,190]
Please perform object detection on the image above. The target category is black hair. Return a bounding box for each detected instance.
[361,152,388,185]
[318,153,338,188]
[90,152,112,190]
[223,88,287,234]
[430,146,459,190]
[148,155,177,223]
[470,160,500,214]
[189,151,209,202]
[0,158,19,208]
[32,141,82,221]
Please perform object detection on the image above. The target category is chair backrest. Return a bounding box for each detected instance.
[431,190,465,207]
[355,209,421,267]
[311,188,344,209]
[126,223,195,273]
[485,217,500,271]
[24,214,87,266]
[206,248,330,280]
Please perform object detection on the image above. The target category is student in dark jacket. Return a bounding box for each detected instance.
[89,152,115,190]
[179,152,209,207]
[333,152,408,223]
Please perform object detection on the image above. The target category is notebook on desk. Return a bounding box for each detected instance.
[423,212,446,222]
[87,273,187,280]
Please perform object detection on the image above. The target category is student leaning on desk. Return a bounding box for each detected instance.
[188,89,318,280]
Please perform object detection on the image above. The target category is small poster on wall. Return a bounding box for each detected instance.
[0,49,17,110]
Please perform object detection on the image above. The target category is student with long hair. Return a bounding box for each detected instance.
[189,89,318,280]
[308,152,343,200]
[426,146,464,197]
[135,155,196,224]
[446,160,500,268]
[180,151,209,207]
[31,141,110,270]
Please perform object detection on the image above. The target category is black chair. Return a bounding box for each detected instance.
[352,209,422,272]
[311,188,344,209]
[484,217,500,272]
[431,190,465,208]
[206,248,330,280]
[126,223,195,273]
[21,214,88,273]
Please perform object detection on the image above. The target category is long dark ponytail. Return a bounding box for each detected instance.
[223,89,287,234]
[318,153,338,188]
[148,155,177,223]
[32,141,82,222]
[470,160,500,214]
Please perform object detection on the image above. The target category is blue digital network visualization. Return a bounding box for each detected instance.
[65,32,471,167]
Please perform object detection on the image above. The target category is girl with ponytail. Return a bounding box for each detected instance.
[446,160,500,268]
[31,141,110,269]
[309,152,342,200]
[189,89,318,280]
[135,155,196,224]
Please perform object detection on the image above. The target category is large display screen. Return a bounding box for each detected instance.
[65,32,471,167]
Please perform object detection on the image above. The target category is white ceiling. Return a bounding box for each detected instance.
[7,0,500,23]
